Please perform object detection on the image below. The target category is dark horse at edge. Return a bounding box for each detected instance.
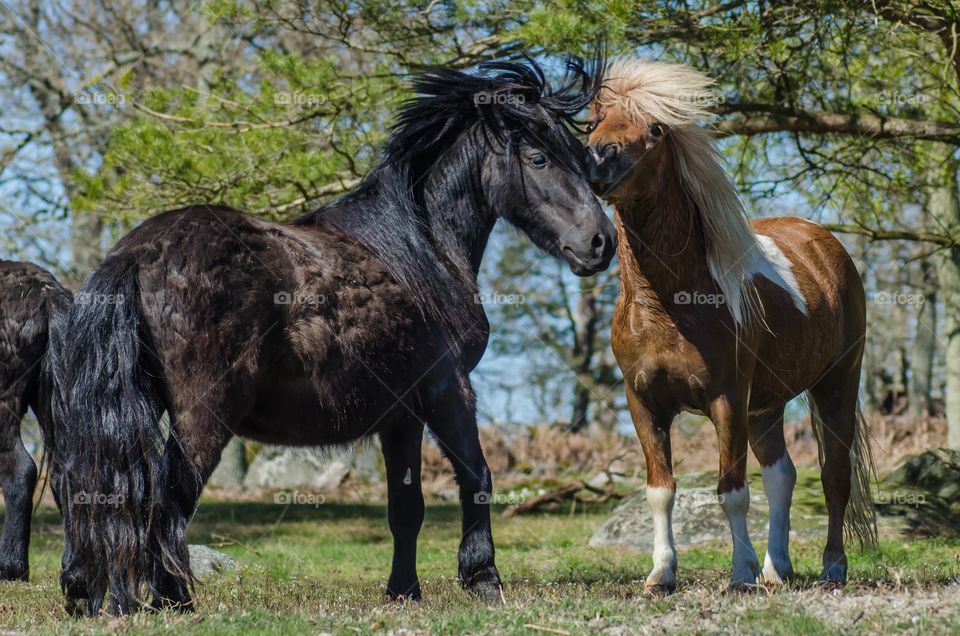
[53,57,615,616]
[0,261,71,581]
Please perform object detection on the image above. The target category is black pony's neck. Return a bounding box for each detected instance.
[417,131,499,280]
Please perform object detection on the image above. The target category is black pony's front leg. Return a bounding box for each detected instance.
[0,400,36,582]
[380,419,425,600]
[425,374,502,602]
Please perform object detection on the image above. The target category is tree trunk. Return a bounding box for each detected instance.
[909,255,938,418]
[569,277,601,432]
[931,161,960,449]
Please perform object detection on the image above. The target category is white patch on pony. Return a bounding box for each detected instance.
[761,454,797,584]
[645,486,678,588]
[751,234,809,315]
[403,467,413,485]
[719,486,760,586]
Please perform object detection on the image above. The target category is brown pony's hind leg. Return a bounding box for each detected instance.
[624,385,677,593]
[807,360,872,585]
[709,391,760,590]
[748,406,796,584]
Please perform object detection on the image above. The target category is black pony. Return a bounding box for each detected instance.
[54,56,615,616]
[0,260,71,581]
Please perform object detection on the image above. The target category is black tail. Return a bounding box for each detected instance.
[52,258,169,615]
[35,276,73,512]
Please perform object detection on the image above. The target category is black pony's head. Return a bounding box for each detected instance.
[385,54,616,276]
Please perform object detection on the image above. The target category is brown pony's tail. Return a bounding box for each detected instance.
[809,399,878,548]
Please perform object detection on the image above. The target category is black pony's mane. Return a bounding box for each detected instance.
[295,55,604,337]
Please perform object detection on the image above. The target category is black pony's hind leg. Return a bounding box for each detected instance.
[0,397,36,581]
[149,409,233,612]
[380,419,425,600]
[425,373,502,602]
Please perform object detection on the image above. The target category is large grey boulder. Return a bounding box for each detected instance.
[243,446,352,490]
[590,487,770,550]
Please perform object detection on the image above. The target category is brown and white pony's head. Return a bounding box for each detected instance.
[587,58,769,327]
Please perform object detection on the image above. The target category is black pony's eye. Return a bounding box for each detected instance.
[527,153,548,168]
[649,123,666,138]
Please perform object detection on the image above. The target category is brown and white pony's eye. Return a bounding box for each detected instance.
[649,123,666,139]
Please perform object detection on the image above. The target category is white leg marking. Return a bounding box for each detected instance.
[645,486,677,590]
[761,454,797,584]
[719,486,760,587]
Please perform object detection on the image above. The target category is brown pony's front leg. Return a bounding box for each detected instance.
[710,391,760,590]
[624,385,677,593]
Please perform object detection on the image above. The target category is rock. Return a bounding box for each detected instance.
[590,487,770,550]
[589,483,830,550]
[208,438,248,488]
[243,447,351,490]
[189,545,236,578]
[878,448,960,536]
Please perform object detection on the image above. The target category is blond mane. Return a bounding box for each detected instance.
[597,58,767,327]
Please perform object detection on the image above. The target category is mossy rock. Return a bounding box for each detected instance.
[877,448,960,537]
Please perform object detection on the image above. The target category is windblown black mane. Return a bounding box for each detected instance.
[295,55,604,334]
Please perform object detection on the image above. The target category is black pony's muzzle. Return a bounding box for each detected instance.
[560,216,617,276]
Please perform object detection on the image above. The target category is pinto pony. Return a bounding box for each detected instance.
[0,261,71,581]
[586,59,875,591]
[53,57,615,616]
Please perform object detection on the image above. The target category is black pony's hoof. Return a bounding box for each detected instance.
[0,563,28,582]
[150,596,196,613]
[462,566,504,604]
[64,595,91,619]
[386,580,422,602]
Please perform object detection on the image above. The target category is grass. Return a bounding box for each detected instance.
[1,485,959,635]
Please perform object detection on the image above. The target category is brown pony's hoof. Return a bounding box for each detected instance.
[644,582,676,596]
[817,560,848,589]
[726,580,760,594]
[815,576,846,591]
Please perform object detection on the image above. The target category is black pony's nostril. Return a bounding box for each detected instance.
[590,233,606,257]
[602,143,620,161]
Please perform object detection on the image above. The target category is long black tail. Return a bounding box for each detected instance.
[52,258,167,615]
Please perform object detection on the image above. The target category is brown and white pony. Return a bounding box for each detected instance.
[586,58,876,591]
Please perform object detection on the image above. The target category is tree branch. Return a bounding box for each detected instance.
[715,103,960,145]
[821,223,954,246]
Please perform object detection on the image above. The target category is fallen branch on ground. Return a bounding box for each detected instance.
[502,479,627,517]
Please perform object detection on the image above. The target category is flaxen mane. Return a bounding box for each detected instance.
[597,58,774,327]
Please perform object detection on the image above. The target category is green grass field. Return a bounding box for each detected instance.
[1,489,959,635]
